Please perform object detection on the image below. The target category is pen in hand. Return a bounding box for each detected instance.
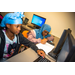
[37,49,45,59]
[41,53,44,58]
[42,56,44,58]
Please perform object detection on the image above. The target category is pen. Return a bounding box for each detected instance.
[42,56,44,58]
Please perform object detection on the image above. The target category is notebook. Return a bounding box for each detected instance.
[36,42,55,54]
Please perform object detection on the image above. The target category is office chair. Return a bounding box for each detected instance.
[22,30,29,38]
[0,14,3,24]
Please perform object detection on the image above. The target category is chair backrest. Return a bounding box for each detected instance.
[22,30,29,38]
[0,14,3,23]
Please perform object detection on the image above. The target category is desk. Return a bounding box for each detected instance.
[6,48,39,62]
[21,24,35,33]
[22,25,32,30]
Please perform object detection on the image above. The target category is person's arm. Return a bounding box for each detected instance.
[19,33,45,58]
[41,38,48,44]
[19,33,38,52]
[41,35,54,44]
[28,35,41,43]
[47,35,54,41]
[27,30,41,43]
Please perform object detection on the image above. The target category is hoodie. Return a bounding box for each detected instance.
[0,30,38,59]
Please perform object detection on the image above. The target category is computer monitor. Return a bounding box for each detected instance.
[53,29,71,55]
[31,14,46,28]
[57,32,75,62]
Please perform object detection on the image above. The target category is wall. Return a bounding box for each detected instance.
[23,12,75,38]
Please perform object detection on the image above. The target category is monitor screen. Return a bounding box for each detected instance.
[31,14,46,28]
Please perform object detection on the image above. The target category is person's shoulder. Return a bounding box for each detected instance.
[31,30,35,33]
[18,32,26,39]
[18,32,23,37]
[31,30,36,37]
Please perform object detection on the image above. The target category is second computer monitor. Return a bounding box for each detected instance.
[31,14,46,28]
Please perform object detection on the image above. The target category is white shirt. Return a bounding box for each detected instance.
[2,30,17,54]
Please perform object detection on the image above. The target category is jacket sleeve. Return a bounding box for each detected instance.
[19,33,39,53]
[27,30,41,43]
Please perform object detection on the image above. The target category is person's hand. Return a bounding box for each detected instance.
[37,50,45,58]
[41,38,48,44]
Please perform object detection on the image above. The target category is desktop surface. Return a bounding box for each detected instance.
[6,48,39,62]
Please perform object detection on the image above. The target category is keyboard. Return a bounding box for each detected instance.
[27,25,36,29]
[34,56,51,62]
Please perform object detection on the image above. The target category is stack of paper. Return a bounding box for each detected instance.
[36,42,55,54]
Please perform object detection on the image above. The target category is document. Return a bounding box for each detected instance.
[36,42,55,54]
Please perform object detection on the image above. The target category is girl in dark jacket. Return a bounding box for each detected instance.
[0,12,45,61]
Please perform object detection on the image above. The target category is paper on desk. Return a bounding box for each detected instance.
[36,42,55,54]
